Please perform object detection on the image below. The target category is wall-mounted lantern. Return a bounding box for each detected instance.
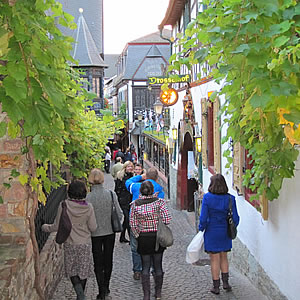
[195,135,202,153]
[172,126,178,141]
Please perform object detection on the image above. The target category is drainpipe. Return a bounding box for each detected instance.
[159,28,173,57]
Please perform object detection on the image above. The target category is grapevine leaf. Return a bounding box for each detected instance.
[3,77,27,101]
[0,122,7,137]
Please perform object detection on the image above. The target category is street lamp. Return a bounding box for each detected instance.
[153,98,163,115]
[137,113,143,165]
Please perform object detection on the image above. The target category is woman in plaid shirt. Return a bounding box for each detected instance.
[129,181,171,300]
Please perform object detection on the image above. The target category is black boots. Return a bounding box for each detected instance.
[141,274,150,300]
[210,279,220,295]
[154,274,164,300]
[221,272,232,291]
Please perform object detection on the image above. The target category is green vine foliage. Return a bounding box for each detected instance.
[0,0,122,196]
[169,0,300,201]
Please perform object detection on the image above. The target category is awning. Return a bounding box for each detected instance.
[131,122,144,135]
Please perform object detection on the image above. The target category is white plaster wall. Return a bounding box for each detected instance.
[200,88,300,300]
[172,81,300,299]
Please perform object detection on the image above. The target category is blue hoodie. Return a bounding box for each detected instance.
[125,175,164,201]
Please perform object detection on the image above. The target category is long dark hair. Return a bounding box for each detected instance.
[208,174,228,194]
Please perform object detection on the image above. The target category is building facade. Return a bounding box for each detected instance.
[159,1,300,300]
[113,31,172,191]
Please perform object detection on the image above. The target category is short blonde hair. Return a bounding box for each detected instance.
[88,168,104,184]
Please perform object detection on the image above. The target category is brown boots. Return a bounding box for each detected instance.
[154,274,164,300]
[221,272,232,291]
[141,274,150,300]
[142,274,164,300]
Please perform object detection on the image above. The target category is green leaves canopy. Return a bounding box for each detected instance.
[0,0,122,193]
[169,0,300,201]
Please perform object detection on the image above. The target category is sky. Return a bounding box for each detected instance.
[103,0,170,54]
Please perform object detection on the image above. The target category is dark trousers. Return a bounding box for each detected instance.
[120,206,130,240]
[104,160,110,173]
[92,234,116,294]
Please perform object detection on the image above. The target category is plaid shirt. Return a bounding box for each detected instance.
[129,196,172,238]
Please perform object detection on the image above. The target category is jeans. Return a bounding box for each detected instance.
[92,234,116,294]
[130,229,142,273]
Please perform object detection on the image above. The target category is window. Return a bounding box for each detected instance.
[201,97,221,174]
[232,143,268,219]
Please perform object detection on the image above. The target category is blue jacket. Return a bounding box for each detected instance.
[125,175,164,201]
[199,192,239,252]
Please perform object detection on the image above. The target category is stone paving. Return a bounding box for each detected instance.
[50,173,268,300]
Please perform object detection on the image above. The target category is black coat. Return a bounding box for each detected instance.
[115,172,133,208]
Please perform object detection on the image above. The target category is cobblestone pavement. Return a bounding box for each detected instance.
[50,173,268,300]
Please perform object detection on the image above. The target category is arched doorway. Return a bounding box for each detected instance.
[176,131,194,210]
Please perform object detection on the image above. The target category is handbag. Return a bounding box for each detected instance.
[186,230,209,264]
[155,213,173,251]
[110,191,122,233]
[55,201,72,244]
[227,195,237,240]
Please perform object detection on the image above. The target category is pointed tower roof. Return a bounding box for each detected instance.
[72,9,107,68]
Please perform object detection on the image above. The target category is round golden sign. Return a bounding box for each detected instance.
[160,88,179,106]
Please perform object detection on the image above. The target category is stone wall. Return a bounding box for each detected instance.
[0,108,63,300]
[230,238,287,300]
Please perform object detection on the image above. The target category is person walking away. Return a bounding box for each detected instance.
[104,149,111,174]
[124,147,132,162]
[111,157,123,180]
[127,162,144,281]
[130,181,171,300]
[125,167,164,280]
[114,148,124,163]
[115,161,134,243]
[86,168,123,300]
[199,174,239,294]
[42,180,97,300]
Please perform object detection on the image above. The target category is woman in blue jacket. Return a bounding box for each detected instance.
[199,174,239,295]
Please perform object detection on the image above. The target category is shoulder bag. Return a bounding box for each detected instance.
[55,201,72,244]
[227,195,237,240]
[110,190,122,233]
[155,212,173,251]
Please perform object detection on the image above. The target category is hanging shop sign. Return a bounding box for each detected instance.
[160,88,178,106]
[148,74,191,85]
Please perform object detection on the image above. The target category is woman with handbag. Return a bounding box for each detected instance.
[42,180,97,300]
[199,174,240,294]
[86,168,123,300]
[130,181,171,300]
[114,160,134,243]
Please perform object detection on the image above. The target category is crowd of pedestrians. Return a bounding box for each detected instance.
[42,143,240,300]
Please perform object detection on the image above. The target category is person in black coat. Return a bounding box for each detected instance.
[114,161,134,243]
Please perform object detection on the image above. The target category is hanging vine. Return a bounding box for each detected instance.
[169,0,300,202]
[0,1,122,298]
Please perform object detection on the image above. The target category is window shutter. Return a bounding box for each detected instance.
[233,142,244,195]
[213,97,221,173]
[201,98,208,168]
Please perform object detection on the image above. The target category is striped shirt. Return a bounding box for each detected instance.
[129,197,171,238]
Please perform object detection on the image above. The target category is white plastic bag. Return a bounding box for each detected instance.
[186,231,208,264]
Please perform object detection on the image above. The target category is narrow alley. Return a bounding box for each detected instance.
[50,173,268,300]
